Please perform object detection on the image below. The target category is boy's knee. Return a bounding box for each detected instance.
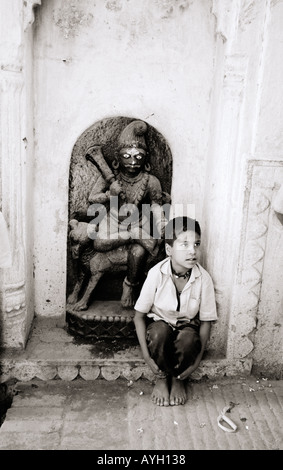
[176,328,201,354]
[147,321,172,345]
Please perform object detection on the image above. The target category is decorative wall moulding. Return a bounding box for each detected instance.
[232,159,283,359]
[238,159,283,283]
[0,357,253,383]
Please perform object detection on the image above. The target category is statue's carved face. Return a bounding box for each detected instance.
[118,147,146,175]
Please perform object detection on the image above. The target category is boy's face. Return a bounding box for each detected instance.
[165,230,201,273]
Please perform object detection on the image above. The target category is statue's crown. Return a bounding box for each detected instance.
[118,120,147,150]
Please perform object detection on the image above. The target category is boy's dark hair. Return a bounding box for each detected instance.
[165,216,201,246]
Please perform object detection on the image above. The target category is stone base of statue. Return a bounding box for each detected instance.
[66,300,137,340]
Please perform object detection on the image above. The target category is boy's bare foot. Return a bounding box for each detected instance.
[151,378,170,406]
[169,377,187,406]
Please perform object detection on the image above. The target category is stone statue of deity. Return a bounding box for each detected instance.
[67,120,170,311]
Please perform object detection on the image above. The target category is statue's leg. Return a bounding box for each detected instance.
[73,272,104,311]
[67,270,86,305]
[73,252,113,311]
[121,244,147,308]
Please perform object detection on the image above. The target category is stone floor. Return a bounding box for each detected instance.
[1,316,281,451]
[0,375,282,450]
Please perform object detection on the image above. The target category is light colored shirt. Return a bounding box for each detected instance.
[134,257,217,326]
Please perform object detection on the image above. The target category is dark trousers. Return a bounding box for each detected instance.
[146,320,201,377]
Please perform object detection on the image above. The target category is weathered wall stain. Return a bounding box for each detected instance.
[155,0,192,19]
[106,0,122,12]
[53,1,94,39]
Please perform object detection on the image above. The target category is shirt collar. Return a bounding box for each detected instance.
[160,257,202,281]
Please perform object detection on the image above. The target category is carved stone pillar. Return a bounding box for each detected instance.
[202,1,249,358]
[202,0,271,367]
[205,0,276,368]
[0,69,27,347]
[0,0,40,348]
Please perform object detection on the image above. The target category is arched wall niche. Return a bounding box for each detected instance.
[67,116,173,306]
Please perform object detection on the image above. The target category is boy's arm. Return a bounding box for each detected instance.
[134,311,166,378]
[177,321,211,380]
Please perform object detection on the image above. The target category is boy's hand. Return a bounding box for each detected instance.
[145,356,167,378]
[177,358,201,381]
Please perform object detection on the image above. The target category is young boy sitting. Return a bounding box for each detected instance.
[134,216,217,406]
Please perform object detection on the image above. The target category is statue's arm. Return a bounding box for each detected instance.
[147,175,163,205]
[147,175,167,237]
[88,174,110,204]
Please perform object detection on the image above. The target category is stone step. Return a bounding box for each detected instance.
[0,315,252,384]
